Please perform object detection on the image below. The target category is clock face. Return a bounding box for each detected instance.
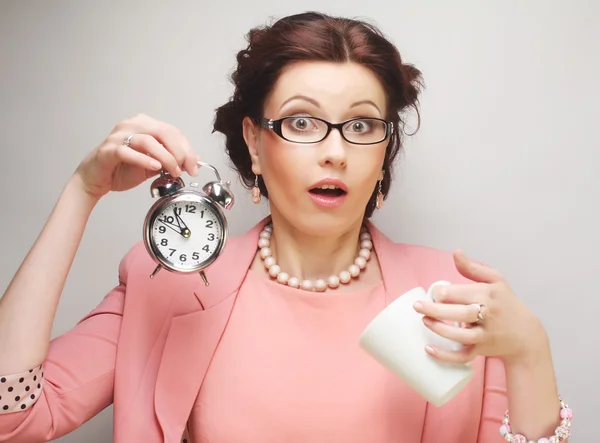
[149,195,225,271]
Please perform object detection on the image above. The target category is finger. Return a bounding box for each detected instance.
[453,249,503,284]
[181,140,199,177]
[432,282,488,305]
[425,343,477,364]
[422,317,484,346]
[124,133,181,177]
[144,168,161,180]
[414,300,480,324]
[134,115,197,176]
[113,144,163,172]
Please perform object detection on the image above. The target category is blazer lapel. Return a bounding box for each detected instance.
[153,217,270,442]
[366,221,432,441]
[366,220,420,306]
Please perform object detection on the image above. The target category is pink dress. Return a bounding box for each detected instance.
[178,269,505,442]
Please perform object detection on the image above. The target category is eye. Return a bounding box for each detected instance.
[348,119,372,133]
[293,118,309,130]
[283,116,321,132]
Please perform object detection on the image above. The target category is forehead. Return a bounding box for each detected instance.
[264,60,388,118]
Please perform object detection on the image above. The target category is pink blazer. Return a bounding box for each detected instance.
[0,216,507,443]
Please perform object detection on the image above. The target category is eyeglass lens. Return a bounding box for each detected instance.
[280,117,387,144]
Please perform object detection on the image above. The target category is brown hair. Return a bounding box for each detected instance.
[213,11,424,218]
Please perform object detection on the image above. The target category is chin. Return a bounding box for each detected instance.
[282,209,365,238]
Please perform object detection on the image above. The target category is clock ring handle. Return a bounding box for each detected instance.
[195,161,235,210]
[196,161,224,183]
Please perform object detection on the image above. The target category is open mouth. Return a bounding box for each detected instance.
[309,185,347,197]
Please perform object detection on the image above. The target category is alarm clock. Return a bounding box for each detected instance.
[142,161,234,285]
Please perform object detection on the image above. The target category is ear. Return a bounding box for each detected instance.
[242,116,261,175]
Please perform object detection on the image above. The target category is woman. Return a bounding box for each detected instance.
[0,11,572,443]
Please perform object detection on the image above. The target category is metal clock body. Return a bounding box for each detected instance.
[142,161,234,285]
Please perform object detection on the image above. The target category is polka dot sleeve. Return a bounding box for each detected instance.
[0,364,44,413]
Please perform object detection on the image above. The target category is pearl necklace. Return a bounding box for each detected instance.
[257,224,374,292]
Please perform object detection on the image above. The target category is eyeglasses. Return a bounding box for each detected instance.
[257,116,392,145]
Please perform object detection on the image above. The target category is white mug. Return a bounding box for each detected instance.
[359,281,474,407]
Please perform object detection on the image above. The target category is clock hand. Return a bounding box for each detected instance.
[173,210,191,238]
[158,219,184,236]
[172,209,182,229]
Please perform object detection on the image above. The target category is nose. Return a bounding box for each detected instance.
[317,128,347,169]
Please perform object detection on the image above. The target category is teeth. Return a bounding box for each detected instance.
[318,184,339,190]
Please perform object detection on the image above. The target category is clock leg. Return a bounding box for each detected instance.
[200,270,209,286]
[150,264,162,279]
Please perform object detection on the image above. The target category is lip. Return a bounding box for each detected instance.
[308,192,348,208]
[307,178,349,209]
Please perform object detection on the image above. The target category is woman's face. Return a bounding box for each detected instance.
[243,60,389,237]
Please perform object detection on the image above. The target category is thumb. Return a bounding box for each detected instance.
[453,249,502,284]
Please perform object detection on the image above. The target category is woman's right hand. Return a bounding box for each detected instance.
[0,114,203,377]
[73,113,200,200]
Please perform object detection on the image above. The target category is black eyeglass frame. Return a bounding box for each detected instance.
[256,116,393,145]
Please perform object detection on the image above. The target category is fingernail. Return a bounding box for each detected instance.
[413,301,423,311]
[150,159,162,170]
[425,345,436,355]
[175,166,182,176]
[422,317,433,326]
[192,164,199,176]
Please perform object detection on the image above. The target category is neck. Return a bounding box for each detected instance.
[266,211,364,281]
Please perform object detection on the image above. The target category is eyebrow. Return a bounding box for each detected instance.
[279,95,382,115]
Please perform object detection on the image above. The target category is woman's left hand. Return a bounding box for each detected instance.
[413,249,549,365]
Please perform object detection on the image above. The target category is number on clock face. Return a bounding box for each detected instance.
[151,199,222,269]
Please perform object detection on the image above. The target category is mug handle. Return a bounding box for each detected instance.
[426,280,464,352]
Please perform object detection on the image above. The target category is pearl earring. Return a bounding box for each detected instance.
[376,173,384,209]
[252,175,261,204]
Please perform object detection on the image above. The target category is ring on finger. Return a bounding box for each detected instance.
[123,133,136,147]
[469,303,486,323]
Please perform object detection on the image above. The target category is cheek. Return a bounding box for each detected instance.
[259,139,310,195]
[346,146,386,204]
[352,145,386,182]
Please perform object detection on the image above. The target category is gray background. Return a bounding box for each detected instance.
[0,0,598,441]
